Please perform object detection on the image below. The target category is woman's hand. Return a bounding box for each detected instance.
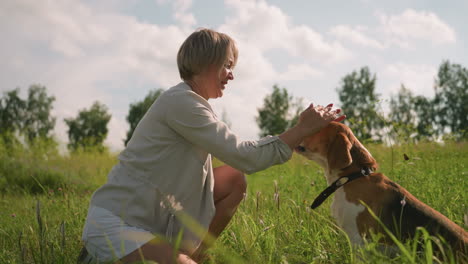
[278,103,345,150]
[296,103,346,136]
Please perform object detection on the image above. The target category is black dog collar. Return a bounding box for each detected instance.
[310,167,373,209]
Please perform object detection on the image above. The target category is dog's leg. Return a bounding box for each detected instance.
[332,190,366,245]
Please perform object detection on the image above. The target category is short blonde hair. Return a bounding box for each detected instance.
[177,28,238,81]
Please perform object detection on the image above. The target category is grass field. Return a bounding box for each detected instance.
[0,140,467,263]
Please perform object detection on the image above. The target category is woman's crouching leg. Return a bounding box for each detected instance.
[192,165,247,261]
[117,236,197,264]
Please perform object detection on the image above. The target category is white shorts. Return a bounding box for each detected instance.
[81,206,155,263]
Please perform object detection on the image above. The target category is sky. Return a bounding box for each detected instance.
[1,0,467,151]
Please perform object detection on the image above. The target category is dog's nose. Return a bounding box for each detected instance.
[296,146,306,152]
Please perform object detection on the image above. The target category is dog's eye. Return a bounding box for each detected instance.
[296,146,306,152]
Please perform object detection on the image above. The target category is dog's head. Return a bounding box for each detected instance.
[295,122,377,174]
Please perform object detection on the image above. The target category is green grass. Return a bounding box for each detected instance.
[0,141,467,263]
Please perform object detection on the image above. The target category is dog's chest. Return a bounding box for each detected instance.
[331,189,366,244]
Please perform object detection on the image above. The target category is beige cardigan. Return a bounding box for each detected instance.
[89,82,292,249]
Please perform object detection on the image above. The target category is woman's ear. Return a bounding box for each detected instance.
[327,132,353,170]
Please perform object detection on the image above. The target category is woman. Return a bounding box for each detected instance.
[78,28,345,264]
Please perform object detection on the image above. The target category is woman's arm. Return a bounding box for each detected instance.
[166,93,344,174]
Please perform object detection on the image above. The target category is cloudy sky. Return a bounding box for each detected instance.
[1,0,467,151]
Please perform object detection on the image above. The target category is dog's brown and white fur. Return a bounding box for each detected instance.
[296,122,467,254]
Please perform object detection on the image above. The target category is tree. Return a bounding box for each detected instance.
[256,85,301,137]
[0,88,25,147]
[23,84,56,143]
[0,85,56,139]
[124,89,164,145]
[337,67,383,141]
[0,88,25,136]
[433,60,468,140]
[389,85,417,140]
[388,85,436,142]
[0,85,57,148]
[64,101,112,152]
[412,95,436,140]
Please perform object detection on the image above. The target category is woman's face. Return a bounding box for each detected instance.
[202,58,235,99]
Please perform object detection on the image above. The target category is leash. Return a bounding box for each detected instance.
[310,167,373,209]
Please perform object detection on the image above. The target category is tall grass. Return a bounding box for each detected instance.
[0,140,466,263]
[0,139,116,195]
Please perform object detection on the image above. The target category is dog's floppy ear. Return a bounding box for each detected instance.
[327,132,353,170]
[350,141,378,171]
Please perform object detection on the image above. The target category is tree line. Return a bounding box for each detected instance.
[1,60,466,152]
[0,85,164,152]
[257,60,467,143]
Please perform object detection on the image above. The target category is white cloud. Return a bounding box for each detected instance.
[377,9,456,48]
[0,0,189,150]
[222,0,352,63]
[329,25,385,50]
[157,0,196,27]
[277,64,323,81]
[381,63,437,97]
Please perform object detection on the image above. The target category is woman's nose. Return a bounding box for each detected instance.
[228,71,234,80]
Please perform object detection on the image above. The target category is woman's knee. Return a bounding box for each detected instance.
[227,168,247,199]
[213,166,247,202]
[227,170,247,208]
[232,169,247,194]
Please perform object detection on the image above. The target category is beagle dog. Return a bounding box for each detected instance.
[296,122,467,254]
